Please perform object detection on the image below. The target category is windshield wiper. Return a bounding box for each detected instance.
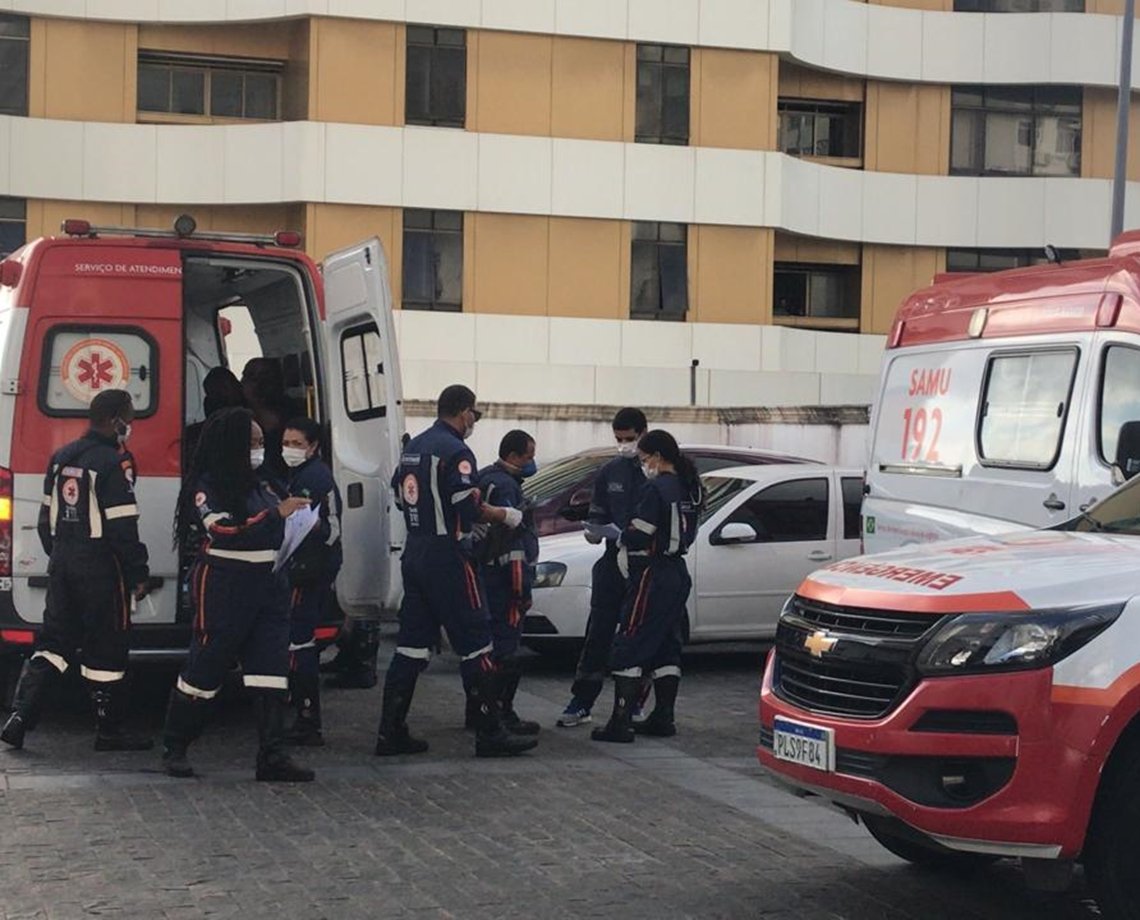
[1075,511,1105,532]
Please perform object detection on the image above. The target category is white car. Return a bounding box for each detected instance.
[523,464,865,652]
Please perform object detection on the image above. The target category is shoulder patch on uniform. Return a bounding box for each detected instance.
[402,473,420,505]
[457,459,473,476]
[61,478,80,506]
[194,491,208,507]
[60,466,84,478]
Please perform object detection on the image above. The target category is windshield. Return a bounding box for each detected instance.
[1071,474,1140,535]
[523,450,605,506]
[700,476,752,525]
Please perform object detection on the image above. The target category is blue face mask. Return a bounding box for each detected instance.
[520,460,538,478]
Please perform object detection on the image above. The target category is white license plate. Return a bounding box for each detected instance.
[772,716,835,773]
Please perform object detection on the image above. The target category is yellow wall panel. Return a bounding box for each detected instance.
[302,204,398,293]
[282,19,311,122]
[691,225,773,324]
[470,31,552,136]
[137,21,297,60]
[134,204,304,237]
[864,81,950,175]
[774,233,861,265]
[860,244,944,335]
[470,214,550,314]
[550,37,626,141]
[693,49,777,150]
[32,19,136,122]
[25,200,138,240]
[779,62,864,104]
[1088,1,1140,14]
[1082,88,1140,181]
[308,19,398,125]
[549,218,625,319]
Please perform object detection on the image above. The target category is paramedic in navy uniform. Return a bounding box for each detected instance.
[1,389,152,752]
[591,430,703,743]
[160,406,315,781]
[373,385,537,758]
[557,407,647,727]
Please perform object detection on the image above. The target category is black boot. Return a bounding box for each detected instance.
[499,665,539,736]
[1,657,56,750]
[591,675,640,743]
[473,671,537,758]
[463,672,479,731]
[285,672,324,747]
[324,619,380,689]
[374,684,429,756]
[253,689,315,782]
[90,679,154,751]
[633,675,679,737]
[161,688,208,778]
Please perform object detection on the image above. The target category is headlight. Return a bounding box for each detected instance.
[532,562,567,589]
[916,603,1123,675]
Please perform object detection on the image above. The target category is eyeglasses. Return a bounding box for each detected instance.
[468,407,483,422]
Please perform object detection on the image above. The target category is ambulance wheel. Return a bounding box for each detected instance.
[863,815,997,872]
[1086,737,1140,919]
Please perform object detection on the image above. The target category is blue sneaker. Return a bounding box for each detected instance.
[556,700,592,727]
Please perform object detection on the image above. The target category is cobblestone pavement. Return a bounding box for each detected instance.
[0,639,1102,920]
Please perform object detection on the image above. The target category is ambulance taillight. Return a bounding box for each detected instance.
[0,467,13,578]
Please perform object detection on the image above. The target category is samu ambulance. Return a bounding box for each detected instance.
[0,217,406,694]
[863,231,1140,554]
[758,473,1140,916]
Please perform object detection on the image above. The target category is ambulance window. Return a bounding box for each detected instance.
[39,327,157,418]
[217,305,262,370]
[724,478,829,543]
[978,349,1076,469]
[1099,346,1140,467]
[341,323,386,420]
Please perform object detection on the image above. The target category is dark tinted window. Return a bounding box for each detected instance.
[631,221,688,320]
[774,263,860,322]
[0,197,25,258]
[951,85,1081,177]
[954,0,1082,9]
[402,209,463,311]
[727,478,829,542]
[406,25,466,127]
[841,477,863,540]
[0,15,29,117]
[138,53,280,120]
[978,350,1077,468]
[946,247,1080,272]
[635,44,689,145]
[778,100,862,158]
[700,476,752,525]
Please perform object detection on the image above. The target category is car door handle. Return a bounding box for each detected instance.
[807,551,833,562]
[1043,495,1066,512]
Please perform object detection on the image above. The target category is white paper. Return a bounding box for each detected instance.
[273,504,320,573]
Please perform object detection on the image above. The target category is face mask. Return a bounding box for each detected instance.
[250,448,265,470]
[617,442,638,458]
[114,421,132,445]
[520,460,537,478]
[641,462,658,480]
[282,447,309,468]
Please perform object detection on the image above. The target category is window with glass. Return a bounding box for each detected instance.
[1099,346,1140,468]
[0,15,28,117]
[137,53,281,119]
[946,247,1081,272]
[39,327,157,417]
[778,100,862,159]
[951,85,1081,176]
[0,198,25,258]
[978,349,1077,468]
[405,25,466,128]
[841,476,863,540]
[631,222,688,320]
[635,44,690,146]
[341,322,387,421]
[722,478,830,543]
[773,264,860,321]
[402,209,463,311]
[954,0,1083,10]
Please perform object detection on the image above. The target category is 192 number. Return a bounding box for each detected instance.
[901,407,942,462]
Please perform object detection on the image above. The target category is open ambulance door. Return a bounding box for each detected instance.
[321,238,405,616]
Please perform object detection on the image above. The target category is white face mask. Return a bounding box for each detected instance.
[117,424,132,445]
[641,462,658,480]
[282,447,309,468]
[250,448,265,470]
[617,442,638,458]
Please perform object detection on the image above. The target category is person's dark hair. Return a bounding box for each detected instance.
[174,407,257,550]
[638,429,704,508]
[438,384,476,418]
[499,429,534,460]
[285,416,322,449]
[612,407,647,434]
[203,366,244,416]
[90,389,132,425]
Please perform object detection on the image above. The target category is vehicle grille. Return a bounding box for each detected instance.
[772,595,946,720]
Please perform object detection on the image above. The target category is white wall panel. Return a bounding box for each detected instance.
[325,123,401,206]
[11,118,83,200]
[223,123,283,203]
[552,0,627,39]
[1048,13,1116,86]
[975,176,1046,248]
[548,317,622,367]
[404,0,480,28]
[708,370,820,408]
[983,13,1050,84]
[915,175,979,248]
[691,323,763,372]
[156,125,224,202]
[477,362,595,404]
[482,0,555,34]
[475,314,550,365]
[88,0,159,18]
[397,310,477,362]
[551,138,624,220]
[821,0,868,79]
[624,144,695,224]
[399,358,478,399]
[226,0,287,20]
[0,116,11,196]
[857,336,887,377]
[402,126,477,212]
[329,0,404,18]
[628,0,698,46]
[281,120,326,203]
[814,332,859,376]
[861,172,917,246]
[820,372,876,406]
[697,0,769,51]
[595,366,693,406]
[761,327,817,374]
[778,155,820,238]
[158,0,226,20]
[693,147,764,226]
[477,133,551,215]
[866,5,922,82]
[816,164,863,243]
[619,319,693,369]
[1044,180,1111,251]
[786,0,826,70]
[920,10,985,83]
[83,123,156,203]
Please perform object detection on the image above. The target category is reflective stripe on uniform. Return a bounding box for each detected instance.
[87,470,102,539]
[104,504,138,520]
[325,491,341,546]
[177,675,220,699]
[32,649,68,673]
[80,665,126,683]
[613,666,643,678]
[48,465,60,536]
[41,494,51,507]
[206,548,277,563]
[395,645,432,660]
[243,674,289,690]
[451,487,477,505]
[429,457,447,536]
[667,503,681,555]
[202,512,227,529]
[631,518,657,535]
[288,640,317,652]
[460,643,493,662]
[652,665,682,679]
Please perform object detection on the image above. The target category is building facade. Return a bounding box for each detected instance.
[0,0,1137,408]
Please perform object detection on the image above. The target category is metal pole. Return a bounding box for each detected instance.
[1112,0,1136,241]
[690,359,699,407]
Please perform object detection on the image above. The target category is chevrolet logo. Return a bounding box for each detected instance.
[804,630,838,658]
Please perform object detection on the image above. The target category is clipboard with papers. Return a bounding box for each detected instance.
[273,503,320,574]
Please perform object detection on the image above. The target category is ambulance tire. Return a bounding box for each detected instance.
[862,815,997,873]
[1086,737,1140,920]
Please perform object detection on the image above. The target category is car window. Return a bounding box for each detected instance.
[523,451,605,505]
[1099,344,1140,468]
[841,476,863,540]
[726,477,829,542]
[699,476,752,524]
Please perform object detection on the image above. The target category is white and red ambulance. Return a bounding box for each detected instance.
[863,233,1140,554]
[0,218,405,694]
[758,475,1140,912]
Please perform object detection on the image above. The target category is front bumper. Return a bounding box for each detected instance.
[757,653,1103,859]
[522,585,591,639]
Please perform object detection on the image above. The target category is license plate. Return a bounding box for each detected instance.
[772,716,835,773]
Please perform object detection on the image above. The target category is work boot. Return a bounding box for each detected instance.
[253,689,315,782]
[633,674,679,737]
[285,672,324,747]
[499,666,540,736]
[1,656,56,750]
[591,675,640,744]
[90,678,154,751]
[160,687,208,778]
[473,671,537,758]
[324,618,380,689]
[374,687,429,756]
